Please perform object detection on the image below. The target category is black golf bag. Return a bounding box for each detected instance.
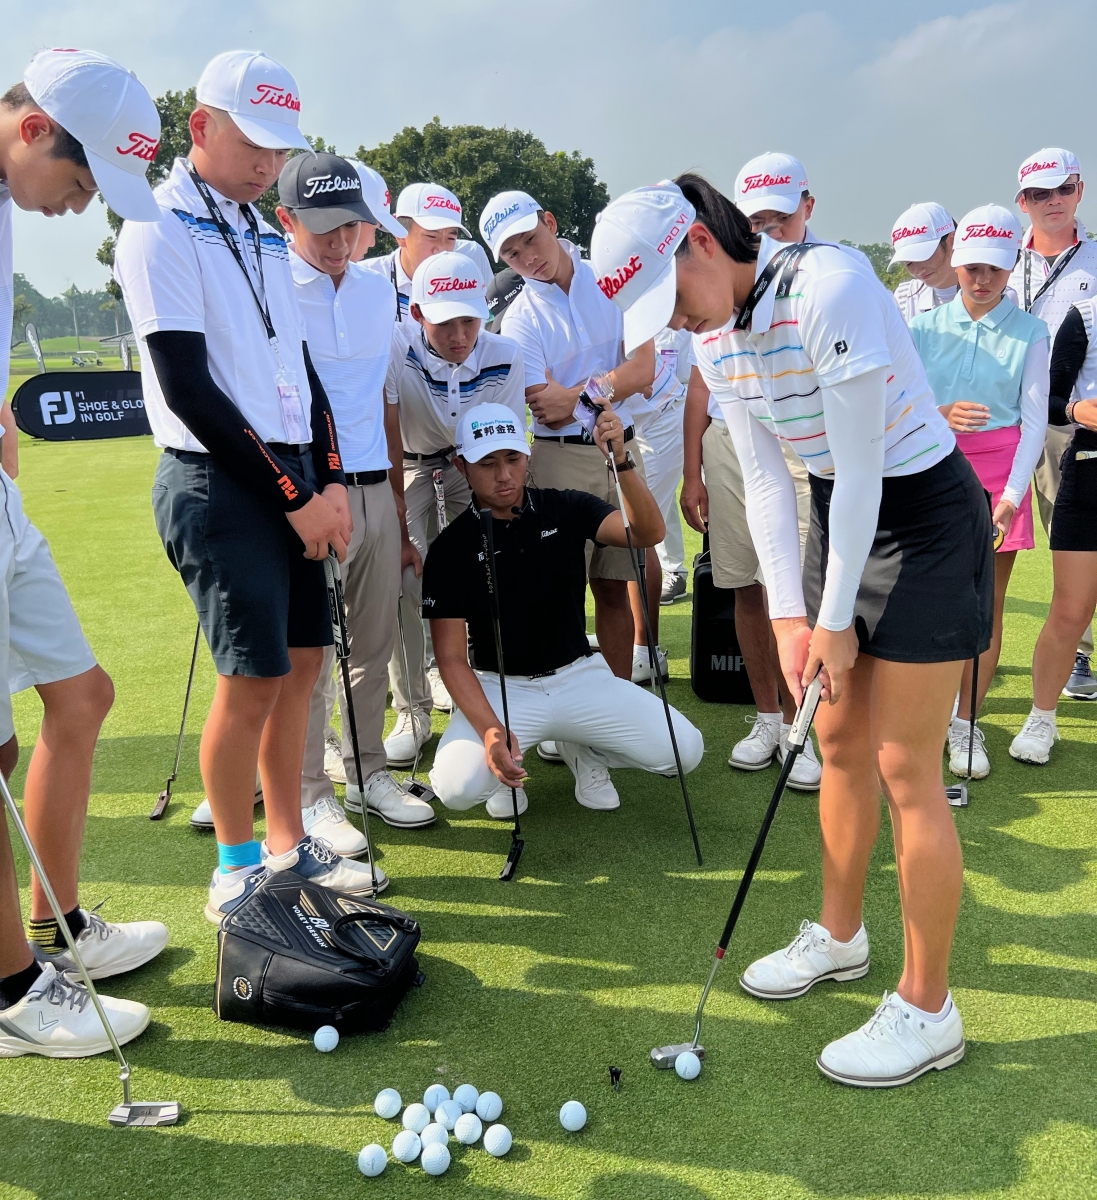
[690,536,755,705]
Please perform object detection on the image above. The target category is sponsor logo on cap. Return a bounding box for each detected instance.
[301,172,360,200]
[598,253,643,299]
[484,203,521,238]
[657,210,692,255]
[1020,159,1060,182]
[469,418,518,439]
[426,274,479,296]
[251,83,300,112]
[960,223,1014,241]
[892,223,928,244]
[424,194,461,214]
[116,131,160,161]
[742,172,792,193]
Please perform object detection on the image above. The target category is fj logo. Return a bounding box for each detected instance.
[833,340,848,355]
[39,391,77,425]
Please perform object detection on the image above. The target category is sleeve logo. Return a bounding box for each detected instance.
[833,340,848,355]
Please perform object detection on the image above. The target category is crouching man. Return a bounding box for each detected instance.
[423,402,704,816]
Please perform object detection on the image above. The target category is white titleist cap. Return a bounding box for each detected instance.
[353,163,405,238]
[1016,147,1081,201]
[395,182,470,235]
[734,152,809,218]
[480,190,543,259]
[888,202,956,267]
[590,182,695,356]
[411,250,490,323]
[456,403,529,463]
[196,50,309,151]
[951,205,1022,271]
[23,48,161,221]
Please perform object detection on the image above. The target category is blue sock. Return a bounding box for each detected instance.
[217,839,261,875]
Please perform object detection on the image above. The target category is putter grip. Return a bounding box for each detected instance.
[787,675,824,750]
[324,553,349,659]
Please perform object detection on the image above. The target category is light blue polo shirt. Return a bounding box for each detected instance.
[910,294,1048,430]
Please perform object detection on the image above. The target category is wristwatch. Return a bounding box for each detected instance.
[615,451,636,473]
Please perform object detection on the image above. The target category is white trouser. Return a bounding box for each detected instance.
[634,400,686,576]
[429,653,704,809]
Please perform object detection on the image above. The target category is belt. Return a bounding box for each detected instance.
[268,442,311,457]
[481,650,594,682]
[533,426,634,446]
[404,447,455,461]
[344,469,388,486]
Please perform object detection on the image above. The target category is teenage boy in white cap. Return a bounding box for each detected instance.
[1009,148,1097,698]
[425,403,703,816]
[115,50,387,922]
[383,251,526,767]
[888,203,959,324]
[482,189,657,683]
[275,152,434,841]
[0,48,166,1057]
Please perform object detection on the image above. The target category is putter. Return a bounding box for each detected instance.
[395,602,438,805]
[432,466,448,534]
[2,779,180,1125]
[652,673,824,1069]
[478,507,525,882]
[324,552,381,896]
[150,621,201,820]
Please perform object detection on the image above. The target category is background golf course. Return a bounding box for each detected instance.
[1,422,1095,1200]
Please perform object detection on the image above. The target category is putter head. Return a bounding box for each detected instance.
[108,1100,181,1127]
[650,1043,705,1069]
[149,788,171,821]
[498,837,525,882]
[402,778,438,804]
[946,784,969,808]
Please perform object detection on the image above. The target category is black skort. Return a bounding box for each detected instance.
[1050,429,1097,552]
[803,447,993,663]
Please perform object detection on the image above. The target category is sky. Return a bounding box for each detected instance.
[4,0,1096,296]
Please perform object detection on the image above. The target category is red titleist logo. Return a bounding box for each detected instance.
[426,275,478,296]
[598,254,642,299]
[424,194,461,213]
[251,84,301,112]
[116,131,160,161]
[892,224,927,243]
[384,189,391,205]
[1020,159,1060,181]
[742,172,792,193]
[656,211,691,255]
[961,223,1014,241]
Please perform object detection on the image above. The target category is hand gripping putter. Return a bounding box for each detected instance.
[652,673,824,1069]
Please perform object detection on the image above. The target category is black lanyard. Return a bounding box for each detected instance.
[733,242,812,333]
[1023,240,1082,312]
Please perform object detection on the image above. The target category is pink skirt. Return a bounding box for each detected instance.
[954,426,1035,552]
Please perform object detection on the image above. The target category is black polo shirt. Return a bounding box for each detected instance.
[421,487,615,676]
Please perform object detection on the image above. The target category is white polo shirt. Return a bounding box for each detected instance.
[0,186,12,409]
[892,279,958,325]
[629,327,694,420]
[499,240,635,438]
[290,253,396,474]
[1008,218,1097,337]
[114,159,307,453]
[386,323,525,456]
[363,241,492,323]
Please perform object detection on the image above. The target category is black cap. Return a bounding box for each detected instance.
[277,151,376,234]
[485,267,526,324]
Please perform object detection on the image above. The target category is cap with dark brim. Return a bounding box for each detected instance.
[290,199,377,234]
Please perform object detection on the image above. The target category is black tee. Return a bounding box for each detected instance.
[422,487,615,676]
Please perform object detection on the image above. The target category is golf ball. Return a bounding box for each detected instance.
[453,1083,479,1113]
[483,1123,512,1157]
[453,1112,482,1145]
[420,1122,448,1148]
[420,1142,451,1176]
[559,1100,587,1132]
[475,1090,503,1122]
[373,1088,401,1120]
[357,1144,387,1177]
[675,1051,702,1080]
[391,1130,421,1163]
[313,1024,339,1052]
[402,1102,431,1134]
[435,1098,463,1130]
[423,1083,450,1110]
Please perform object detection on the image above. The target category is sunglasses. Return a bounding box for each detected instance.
[1024,182,1079,203]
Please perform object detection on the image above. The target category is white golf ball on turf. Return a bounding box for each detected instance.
[453,1083,479,1113]
[435,1099,463,1130]
[357,1144,387,1177]
[313,1024,339,1052]
[675,1050,702,1080]
[420,1122,448,1148]
[420,1142,451,1176]
[423,1082,450,1111]
[483,1123,512,1157]
[402,1102,431,1134]
[475,1090,503,1122]
[559,1100,587,1132]
[391,1130,421,1163]
[453,1112,482,1145]
[373,1088,401,1120]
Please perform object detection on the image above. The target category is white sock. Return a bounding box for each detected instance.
[906,992,953,1023]
[757,711,781,725]
[263,845,300,870]
[1031,704,1057,720]
[828,924,863,948]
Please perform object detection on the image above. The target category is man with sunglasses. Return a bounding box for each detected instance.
[1009,148,1097,698]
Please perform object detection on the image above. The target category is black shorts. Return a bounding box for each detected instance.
[152,448,332,678]
[1050,430,1097,551]
[803,447,993,663]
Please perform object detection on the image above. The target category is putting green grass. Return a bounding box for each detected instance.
[2,434,1095,1200]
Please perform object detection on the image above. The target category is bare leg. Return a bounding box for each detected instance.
[0,736,32,979]
[733,583,781,713]
[958,551,1016,719]
[591,577,634,679]
[1032,551,1097,710]
[628,552,662,647]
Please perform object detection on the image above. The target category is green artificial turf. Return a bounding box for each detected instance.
[1,433,1095,1200]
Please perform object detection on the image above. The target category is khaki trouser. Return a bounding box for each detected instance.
[301,481,400,806]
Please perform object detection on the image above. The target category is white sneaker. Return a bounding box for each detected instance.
[729,713,782,771]
[205,865,270,925]
[817,991,965,1088]
[1009,711,1059,765]
[346,770,436,828]
[556,741,620,810]
[631,645,669,685]
[0,963,150,1058]
[948,718,990,779]
[324,731,347,785]
[262,834,388,895]
[33,908,169,981]
[779,726,822,791]
[536,740,564,763]
[302,796,368,857]
[740,919,870,1000]
[429,667,455,713]
[485,784,529,819]
[384,709,432,767]
[190,780,264,831]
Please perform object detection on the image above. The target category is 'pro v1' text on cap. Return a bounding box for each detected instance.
[412,251,490,324]
[23,48,161,221]
[734,152,809,218]
[480,191,542,259]
[354,163,405,238]
[278,152,375,233]
[889,202,956,267]
[590,182,695,356]
[1016,147,1081,201]
[395,183,470,235]
[455,403,529,463]
[196,50,310,151]
[951,205,1022,272]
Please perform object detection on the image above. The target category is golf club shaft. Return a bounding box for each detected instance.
[171,622,201,781]
[395,599,423,785]
[967,651,979,782]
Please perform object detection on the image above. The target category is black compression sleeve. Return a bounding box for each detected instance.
[303,342,346,489]
[1049,306,1089,425]
[145,330,314,511]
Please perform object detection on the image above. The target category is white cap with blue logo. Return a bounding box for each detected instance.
[456,403,529,463]
[480,190,543,260]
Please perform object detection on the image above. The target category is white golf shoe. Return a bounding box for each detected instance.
[33,908,169,981]
[205,865,269,925]
[190,779,264,831]
[817,991,965,1088]
[485,784,529,819]
[429,667,455,713]
[302,796,368,857]
[346,770,436,828]
[0,963,150,1058]
[1009,711,1059,765]
[631,645,669,685]
[262,834,388,895]
[740,919,870,1000]
[556,741,620,810]
[729,713,782,771]
[384,709,432,767]
[324,731,347,785]
[778,726,822,791]
[536,741,564,763]
[948,718,990,778]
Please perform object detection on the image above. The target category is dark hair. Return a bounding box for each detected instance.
[674,172,758,264]
[1,81,89,169]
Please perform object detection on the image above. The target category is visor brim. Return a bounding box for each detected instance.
[489,212,541,260]
[416,298,490,324]
[294,201,376,234]
[622,258,677,357]
[736,192,800,218]
[229,110,311,151]
[85,148,160,221]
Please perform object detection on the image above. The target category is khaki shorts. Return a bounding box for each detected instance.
[529,436,648,581]
[703,419,810,590]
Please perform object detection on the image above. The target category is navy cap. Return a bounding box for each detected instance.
[278,151,376,233]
